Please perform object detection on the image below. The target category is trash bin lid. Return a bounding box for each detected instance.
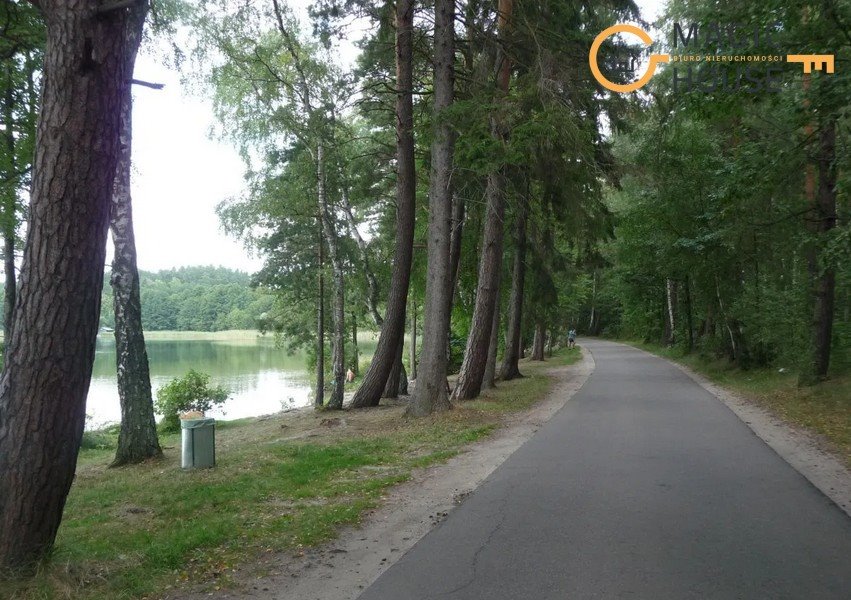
[181,418,216,429]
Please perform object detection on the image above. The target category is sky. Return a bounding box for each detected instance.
[123,0,667,274]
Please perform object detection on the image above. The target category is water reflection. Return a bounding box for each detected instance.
[87,335,317,429]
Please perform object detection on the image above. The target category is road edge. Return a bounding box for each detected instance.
[628,343,851,519]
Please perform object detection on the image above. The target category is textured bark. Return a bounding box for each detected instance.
[531,321,546,361]
[801,118,837,385]
[664,278,677,347]
[447,192,465,313]
[351,311,359,376]
[0,0,132,570]
[407,0,455,417]
[318,145,345,410]
[382,333,405,399]
[409,303,417,380]
[110,0,161,467]
[350,0,416,409]
[482,270,502,390]
[499,193,528,381]
[450,0,512,402]
[684,275,695,353]
[316,225,325,408]
[451,169,506,400]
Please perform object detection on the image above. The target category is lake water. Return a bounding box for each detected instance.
[86,333,375,429]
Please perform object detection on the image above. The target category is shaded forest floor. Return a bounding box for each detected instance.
[626,341,851,469]
[1,348,581,600]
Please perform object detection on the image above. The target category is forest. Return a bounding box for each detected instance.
[0,0,848,585]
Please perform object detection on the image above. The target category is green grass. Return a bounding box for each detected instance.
[625,340,851,468]
[2,349,578,600]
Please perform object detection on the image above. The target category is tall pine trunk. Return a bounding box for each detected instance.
[407,0,455,416]
[409,302,417,380]
[482,276,502,390]
[0,0,133,570]
[531,321,546,361]
[500,190,528,381]
[316,224,325,407]
[801,117,837,385]
[451,0,512,401]
[317,144,345,409]
[110,0,160,466]
[350,0,416,408]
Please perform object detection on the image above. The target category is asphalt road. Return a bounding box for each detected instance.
[357,340,851,600]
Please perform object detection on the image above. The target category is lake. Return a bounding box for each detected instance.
[86,332,376,429]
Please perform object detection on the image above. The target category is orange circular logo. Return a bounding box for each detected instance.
[589,24,670,93]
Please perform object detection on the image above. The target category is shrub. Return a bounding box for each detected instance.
[155,370,230,432]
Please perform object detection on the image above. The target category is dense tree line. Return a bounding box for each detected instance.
[99,266,275,332]
[574,0,851,383]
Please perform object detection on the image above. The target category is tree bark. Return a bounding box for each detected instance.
[0,0,133,570]
[316,223,325,408]
[409,302,417,380]
[451,0,512,401]
[110,0,161,467]
[499,191,528,381]
[684,275,695,353]
[382,332,405,399]
[350,0,416,408]
[351,311,359,376]
[482,271,502,390]
[447,192,465,314]
[317,144,345,409]
[408,0,455,416]
[531,321,546,361]
[664,278,677,347]
[800,117,837,385]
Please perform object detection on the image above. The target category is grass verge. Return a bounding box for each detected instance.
[625,340,851,468]
[2,348,581,600]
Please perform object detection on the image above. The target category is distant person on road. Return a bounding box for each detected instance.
[568,328,577,349]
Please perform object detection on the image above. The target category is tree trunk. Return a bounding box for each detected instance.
[664,278,677,347]
[351,311,359,376]
[407,0,455,416]
[482,274,502,390]
[0,0,133,570]
[317,144,345,409]
[447,192,465,314]
[801,117,837,385]
[684,275,695,353]
[316,224,325,408]
[451,169,506,400]
[383,332,405,399]
[451,0,512,401]
[531,321,546,361]
[409,302,417,380]
[499,190,528,381]
[110,1,161,467]
[350,0,416,408]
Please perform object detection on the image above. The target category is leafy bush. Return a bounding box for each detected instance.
[155,370,230,432]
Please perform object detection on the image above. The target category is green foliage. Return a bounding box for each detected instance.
[96,266,274,333]
[155,370,230,432]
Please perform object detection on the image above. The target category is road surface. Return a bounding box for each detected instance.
[357,340,851,599]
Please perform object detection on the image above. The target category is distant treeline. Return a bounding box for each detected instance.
[97,266,273,332]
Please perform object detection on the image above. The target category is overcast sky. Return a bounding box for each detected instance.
[122,0,666,274]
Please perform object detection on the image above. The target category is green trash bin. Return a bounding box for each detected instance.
[181,418,216,469]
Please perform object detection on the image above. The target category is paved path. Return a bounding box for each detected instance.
[357,340,851,599]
